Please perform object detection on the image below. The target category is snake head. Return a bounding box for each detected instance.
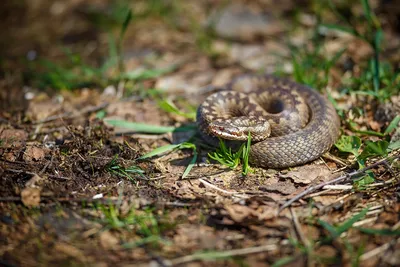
[208,116,271,141]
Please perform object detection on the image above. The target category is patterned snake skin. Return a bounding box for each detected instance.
[197,75,341,168]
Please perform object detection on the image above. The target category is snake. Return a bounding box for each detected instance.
[196,74,341,168]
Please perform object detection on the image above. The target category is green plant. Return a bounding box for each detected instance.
[288,43,345,90]
[140,142,198,179]
[157,98,197,120]
[106,155,146,182]
[319,207,369,240]
[321,0,399,101]
[318,207,370,267]
[104,119,198,178]
[98,204,170,248]
[27,3,176,91]
[105,119,196,133]
[208,133,252,175]
[334,133,400,186]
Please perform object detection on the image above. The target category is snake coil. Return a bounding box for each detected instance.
[197,75,341,168]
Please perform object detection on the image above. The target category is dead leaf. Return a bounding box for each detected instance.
[259,179,297,195]
[225,204,254,223]
[255,205,278,220]
[315,245,337,258]
[313,195,342,206]
[21,187,41,207]
[279,165,331,184]
[368,120,381,131]
[99,231,119,250]
[23,145,46,162]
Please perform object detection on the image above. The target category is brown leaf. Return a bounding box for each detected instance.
[255,205,278,220]
[313,195,342,206]
[21,187,41,207]
[23,146,46,162]
[259,179,297,195]
[225,204,254,223]
[99,231,119,250]
[279,165,331,184]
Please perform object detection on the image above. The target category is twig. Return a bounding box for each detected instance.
[322,152,347,167]
[278,156,398,214]
[290,208,310,248]
[198,178,248,199]
[164,244,278,266]
[32,102,109,124]
[322,184,353,190]
[359,240,395,262]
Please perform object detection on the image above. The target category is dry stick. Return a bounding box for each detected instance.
[290,208,310,248]
[359,239,396,262]
[32,102,109,124]
[165,244,278,266]
[199,178,249,199]
[290,208,314,267]
[278,156,399,214]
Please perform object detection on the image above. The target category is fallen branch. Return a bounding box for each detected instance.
[278,155,400,214]
[164,243,278,266]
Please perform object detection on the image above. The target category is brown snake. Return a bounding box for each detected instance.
[197,75,341,168]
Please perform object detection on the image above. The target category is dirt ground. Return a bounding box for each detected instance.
[1,0,399,266]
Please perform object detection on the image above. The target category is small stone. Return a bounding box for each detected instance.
[210,4,274,41]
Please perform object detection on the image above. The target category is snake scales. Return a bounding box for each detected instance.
[197,75,341,168]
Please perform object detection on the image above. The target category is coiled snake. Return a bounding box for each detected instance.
[197,75,341,168]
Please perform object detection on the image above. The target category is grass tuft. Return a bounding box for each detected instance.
[106,155,146,182]
[208,133,252,176]
[97,203,171,248]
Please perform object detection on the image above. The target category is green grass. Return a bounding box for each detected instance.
[208,133,252,176]
[157,98,197,120]
[284,43,345,90]
[334,133,399,185]
[105,119,197,133]
[320,0,399,102]
[317,207,371,266]
[279,207,376,266]
[281,0,398,103]
[106,155,146,183]
[283,0,399,180]
[140,141,198,179]
[97,203,172,248]
[26,1,178,91]
[104,118,198,178]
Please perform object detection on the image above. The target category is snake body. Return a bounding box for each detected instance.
[197,75,341,168]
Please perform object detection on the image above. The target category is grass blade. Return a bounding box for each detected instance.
[320,24,360,38]
[120,67,175,80]
[357,227,400,236]
[318,219,339,239]
[182,152,197,179]
[336,207,369,235]
[120,9,132,40]
[140,144,182,159]
[361,0,373,26]
[105,119,196,133]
